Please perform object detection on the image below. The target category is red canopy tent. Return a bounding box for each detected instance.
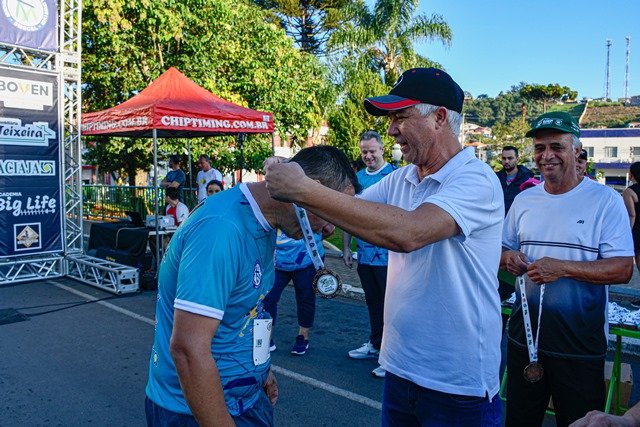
[81,66,274,137]
[81,67,275,269]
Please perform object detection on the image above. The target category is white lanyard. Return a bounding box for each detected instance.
[517,275,545,363]
[294,205,324,271]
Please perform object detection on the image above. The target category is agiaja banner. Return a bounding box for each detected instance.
[0,65,63,257]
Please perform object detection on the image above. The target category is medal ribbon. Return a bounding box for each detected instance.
[294,204,325,271]
[517,275,545,363]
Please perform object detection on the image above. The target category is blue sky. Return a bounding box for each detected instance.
[415,0,640,99]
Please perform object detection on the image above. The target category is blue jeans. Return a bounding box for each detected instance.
[263,264,317,328]
[145,392,274,427]
[382,372,501,427]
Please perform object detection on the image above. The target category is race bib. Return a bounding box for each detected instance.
[253,319,272,365]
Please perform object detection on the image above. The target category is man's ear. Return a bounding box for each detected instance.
[434,107,448,129]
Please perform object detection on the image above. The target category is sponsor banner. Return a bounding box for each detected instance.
[159,115,271,130]
[0,0,58,51]
[0,66,62,257]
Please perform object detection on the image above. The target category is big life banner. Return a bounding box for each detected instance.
[0,65,63,257]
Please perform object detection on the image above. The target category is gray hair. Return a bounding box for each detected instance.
[414,103,462,136]
[359,130,383,146]
[571,134,581,149]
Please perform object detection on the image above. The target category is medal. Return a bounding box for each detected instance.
[518,275,546,383]
[523,362,544,383]
[312,268,342,299]
[294,205,342,298]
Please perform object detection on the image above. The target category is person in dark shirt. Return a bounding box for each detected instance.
[623,162,640,275]
[496,146,533,215]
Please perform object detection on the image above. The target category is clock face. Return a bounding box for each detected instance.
[2,0,49,32]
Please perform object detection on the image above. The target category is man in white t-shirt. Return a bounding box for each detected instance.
[266,68,503,425]
[501,111,634,426]
[196,154,223,202]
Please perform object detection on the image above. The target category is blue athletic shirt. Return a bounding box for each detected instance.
[355,163,396,266]
[146,183,276,416]
[275,229,324,271]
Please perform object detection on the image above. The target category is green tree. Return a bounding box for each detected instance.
[82,0,330,179]
[490,118,532,170]
[326,59,393,161]
[328,0,452,85]
[252,0,352,55]
[519,83,578,113]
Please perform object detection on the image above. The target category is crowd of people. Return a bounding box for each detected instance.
[141,67,639,427]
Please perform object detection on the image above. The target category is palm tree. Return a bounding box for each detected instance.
[329,0,452,85]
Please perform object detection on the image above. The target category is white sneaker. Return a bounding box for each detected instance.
[371,365,386,378]
[348,342,379,359]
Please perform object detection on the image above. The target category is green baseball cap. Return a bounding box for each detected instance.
[525,111,581,138]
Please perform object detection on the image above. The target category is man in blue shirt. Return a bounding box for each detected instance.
[342,130,395,378]
[160,155,187,202]
[145,146,359,427]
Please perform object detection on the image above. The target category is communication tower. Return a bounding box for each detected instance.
[604,39,612,100]
[625,36,631,101]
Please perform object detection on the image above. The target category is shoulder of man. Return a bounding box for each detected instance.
[518,165,534,178]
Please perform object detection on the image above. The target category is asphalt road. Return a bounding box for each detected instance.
[2,278,640,426]
[0,278,382,426]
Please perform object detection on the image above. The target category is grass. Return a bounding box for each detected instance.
[324,227,357,252]
[546,103,586,120]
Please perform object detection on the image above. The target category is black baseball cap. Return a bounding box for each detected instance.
[364,68,464,116]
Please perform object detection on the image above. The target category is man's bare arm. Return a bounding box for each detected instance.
[527,256,633,285]
[265,162,459,252]
[170,310,235,427]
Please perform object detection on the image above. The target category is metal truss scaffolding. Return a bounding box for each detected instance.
[0,0,82,285]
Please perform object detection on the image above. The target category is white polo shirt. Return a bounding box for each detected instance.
[360,147,504,397]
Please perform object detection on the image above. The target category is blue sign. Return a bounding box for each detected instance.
[0,0,58,51]
[0,66,62,257]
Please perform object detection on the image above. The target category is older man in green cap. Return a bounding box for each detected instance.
[500,111,634,426]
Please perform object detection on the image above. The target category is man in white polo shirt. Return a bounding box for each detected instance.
[266,68,504,425]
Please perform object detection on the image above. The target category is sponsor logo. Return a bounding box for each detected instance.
[253,261,263,288]
[160,116,270,130]
[81,116,148,132]
[2,0,49,32]
[0,192,57,217]
[0,118,56,146]
[14,223,41,251]
[0,75,53,110]
[392,75,403,89]
[0,159,55,176]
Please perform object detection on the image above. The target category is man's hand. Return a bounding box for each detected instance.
[342,248,353,268]
[527,257,566,284]
[264,162,311,202]
[569,410,636,427]
[262,156,287,169]
[263,370,279,406]
[501,250,529,276]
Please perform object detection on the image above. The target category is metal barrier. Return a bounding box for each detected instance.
[82,185,198,221]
